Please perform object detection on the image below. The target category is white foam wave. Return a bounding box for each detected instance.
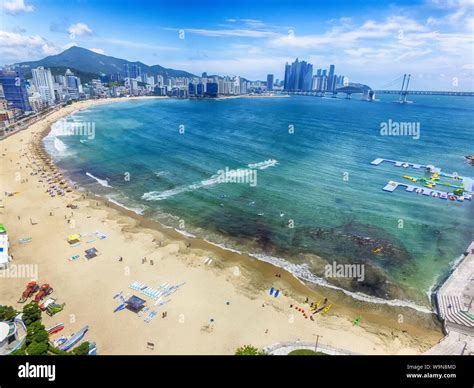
[203,239,243,255]
[86,172,113,188]
[105,196,145,215]
[198,237,432,312]
[248,159,279,170]
[249,253,433,314]
[54,137,68,153]
[174,229,196,238]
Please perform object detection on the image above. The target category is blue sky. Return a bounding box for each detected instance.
[0,0,473,90]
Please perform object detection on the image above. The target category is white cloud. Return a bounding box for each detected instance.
[0,30,60,62]
[68,23,93,37]
[184,28,278,38]
[173,10,473,90]
[1,0,34,14]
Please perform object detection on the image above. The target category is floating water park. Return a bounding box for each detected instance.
[371,158,473,203]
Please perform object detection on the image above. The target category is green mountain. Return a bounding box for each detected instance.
[15,46,195,79]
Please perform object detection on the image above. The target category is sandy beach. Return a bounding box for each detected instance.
[0,96,444,355]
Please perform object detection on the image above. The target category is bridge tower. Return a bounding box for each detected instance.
[399,74,411,103]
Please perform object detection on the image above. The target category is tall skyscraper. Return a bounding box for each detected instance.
[266,74,274,91]
[32,67,55,105]
[0,70,31,111]
[283,58,313,91]
[188,82,196,96]
[65,69,80,99]
[130,64,141,80]
[328,64,335,92]
[196,82,205,97]
[155,75,164,87]
[122,63,130,79]
[283,63,291,90]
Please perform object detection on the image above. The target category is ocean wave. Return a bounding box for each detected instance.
[248,159,279,170]
[49,119,66,137]
[249,253,433,314]
[174,228,197,238]
[154,171,168,177]
[54,137,68,153]
[203,239,243,255]
[105,195,145,215]
[86,172,113,188]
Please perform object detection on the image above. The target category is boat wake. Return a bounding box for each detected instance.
[143,159,279,201]
[248,159,279,170]
[143,173,222,201]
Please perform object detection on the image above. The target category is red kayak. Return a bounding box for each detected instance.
[47,323,64,336]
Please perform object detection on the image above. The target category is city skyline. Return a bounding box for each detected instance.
[0,0,473,91]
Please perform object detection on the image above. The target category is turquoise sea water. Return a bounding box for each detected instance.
[44,95,474,306]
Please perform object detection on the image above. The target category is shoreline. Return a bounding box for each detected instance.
[0,97,444,354]
[47,97,437,313]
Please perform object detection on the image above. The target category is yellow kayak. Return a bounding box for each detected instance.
[321,304,333,314]
[311,299,322,311]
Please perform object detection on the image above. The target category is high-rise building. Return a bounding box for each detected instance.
[188,83,196,96]
[130,64,141,80]
[196,82,205,97]
[155,75,164,87]
[283,63,291,90]
[31,67,55,105]
[0,70,31,111]
[266,74,274,91]
[206,82,218,97]
[65,69,80,99]
[283,58,313,91]
[146,75,155,86]
[328,64,335,92]
[122,64,130,80]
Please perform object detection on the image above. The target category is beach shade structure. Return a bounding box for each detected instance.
[85,247,98,260]
[125,295,147,313]
[0,229,10,269]
[67,234,81,244]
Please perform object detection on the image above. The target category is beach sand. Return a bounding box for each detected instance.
[0,97,444,355]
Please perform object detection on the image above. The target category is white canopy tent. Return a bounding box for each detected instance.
[0,234,10,269]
